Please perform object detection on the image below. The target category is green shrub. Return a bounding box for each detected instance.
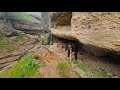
[0,34,14,52]
[0,32,5,38]
[77,63,113,78]
[0,53,39,78]
[41,34,49,44]
[57,63,71,78]
[16,32,28,42]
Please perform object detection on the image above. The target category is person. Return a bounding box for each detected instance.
[65,42,78,61]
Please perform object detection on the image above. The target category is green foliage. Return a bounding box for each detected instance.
[0,32,5,39]
[25,59,38,69]
[22,59,39,78]
[77,63,113,78]
[0,33,14,52]
[57,62,71,78]
[0,53,39,78]
[10,12,38,22]
[16,32,28,42]
[58,63,69,71]
[0,12,40,23]
[41,34,48,41]
[41,34,49,44]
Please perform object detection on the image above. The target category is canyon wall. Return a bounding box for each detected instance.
[50,12,120,56]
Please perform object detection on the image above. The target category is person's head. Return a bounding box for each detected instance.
[68,44,72,48]
[67,42,72,49]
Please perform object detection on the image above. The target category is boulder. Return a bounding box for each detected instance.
[35,47,56,62]
[2,27,17,37]
[0,19,17,37]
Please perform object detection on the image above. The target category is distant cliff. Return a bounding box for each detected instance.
[0,12,51,35]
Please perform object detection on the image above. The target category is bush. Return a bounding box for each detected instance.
[0,53,39,78]
[25,59,38,69]
[41,34,49,44]
[0,32,5,38]
[16,32,28,42]
[0,33,14,52]
[57,63,71,78]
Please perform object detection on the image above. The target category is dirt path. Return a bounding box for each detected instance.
[37,43,78,78]
[37,43,64,78]
[38,60,60,78]
[37,41,120,78]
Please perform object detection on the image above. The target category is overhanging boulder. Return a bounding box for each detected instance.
[50,12,120,55]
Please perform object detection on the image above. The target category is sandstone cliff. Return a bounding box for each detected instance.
[50,12,120,56]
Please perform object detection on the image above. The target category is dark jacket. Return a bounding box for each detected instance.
[65,43,78,53]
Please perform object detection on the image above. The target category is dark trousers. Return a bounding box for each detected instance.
[68,51,78,61]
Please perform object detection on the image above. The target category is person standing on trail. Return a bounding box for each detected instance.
[65,42,78,62]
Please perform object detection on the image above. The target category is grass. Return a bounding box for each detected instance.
[62,57,113,78]
[57,62,72,78]
[16,32,28,42]
[0,12,40,22]
[0,53,40,78]
[11,12,38,22]
[76,62,113,78]
[0,33,15,52]
[41,34,49,44]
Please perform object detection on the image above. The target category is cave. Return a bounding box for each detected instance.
[53,36,120,65]
[50,12,120,65]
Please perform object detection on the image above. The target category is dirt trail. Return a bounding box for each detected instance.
[37,43,64,78]
[38,60,60,78]
[37,43,77,78]
[37,41,120,78]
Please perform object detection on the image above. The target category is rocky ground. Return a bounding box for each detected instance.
[0,33,40,71]
[0,33,120,78]
[42,41,120,78]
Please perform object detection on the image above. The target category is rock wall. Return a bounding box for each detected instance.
[71,12,120,55]
[50,12,120,56]
[0,19,17,37]
[0,12,49,34]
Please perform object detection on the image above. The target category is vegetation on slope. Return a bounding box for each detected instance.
[41,34,49,44]
[0,33,15,52]
[75,62,113,78]
[0,53,39,78]
[57,59,76,78]
[16,32,28,42]
[0,12,40,23]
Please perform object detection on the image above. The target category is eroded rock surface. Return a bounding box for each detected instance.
[50,12,120,56]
